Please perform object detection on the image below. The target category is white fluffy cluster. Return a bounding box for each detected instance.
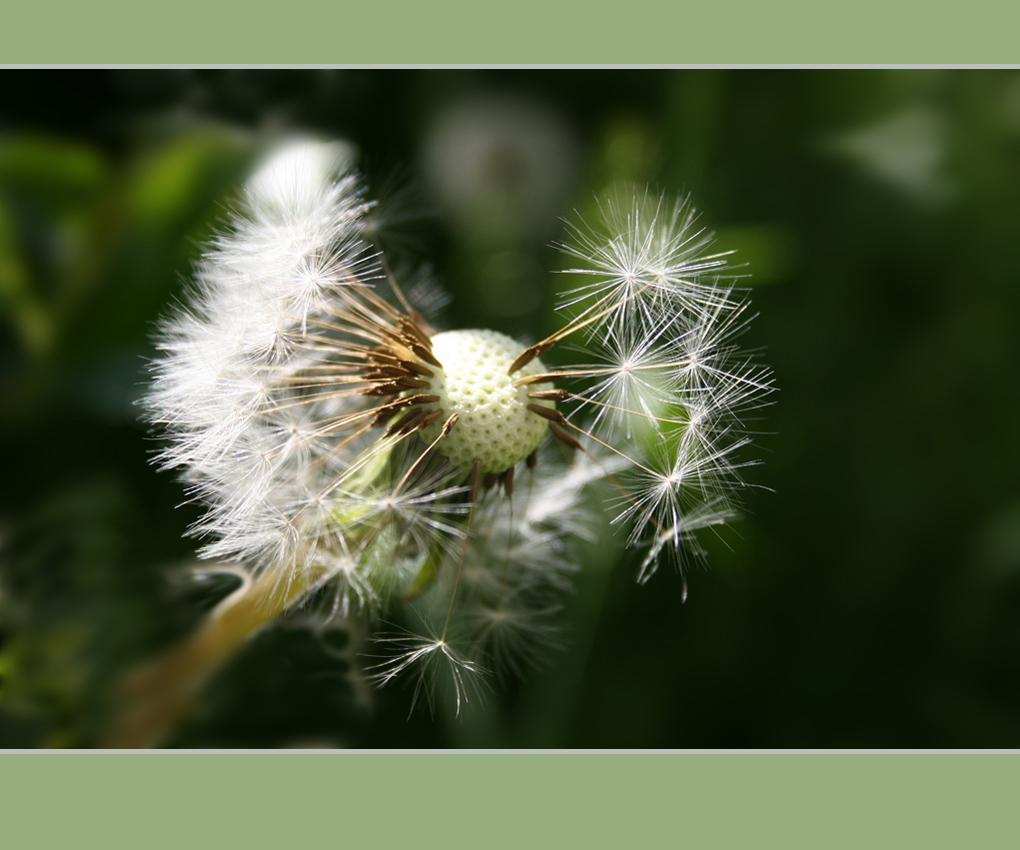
[146,141,771,711]
[557,191,773,581]
[148,141,380,577]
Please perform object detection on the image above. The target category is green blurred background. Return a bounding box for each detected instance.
[2,69,1019,748]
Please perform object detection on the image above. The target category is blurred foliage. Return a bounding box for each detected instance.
[2,69,1020,748]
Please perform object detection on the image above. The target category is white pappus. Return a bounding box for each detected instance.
[144,139,773,716]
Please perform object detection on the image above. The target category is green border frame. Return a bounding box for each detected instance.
[4,1,1019,64]
[1,753,1018,846]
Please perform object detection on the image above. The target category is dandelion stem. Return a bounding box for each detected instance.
[102,565,324,748]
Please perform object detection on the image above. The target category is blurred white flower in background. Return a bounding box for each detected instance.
[421,94,580,241]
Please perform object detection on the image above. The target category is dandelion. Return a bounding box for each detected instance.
[116,139,771,745]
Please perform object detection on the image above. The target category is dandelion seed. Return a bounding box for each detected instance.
[367,628,489,716]
[142,139,772,724]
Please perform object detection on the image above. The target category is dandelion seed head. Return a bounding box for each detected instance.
[418,329,554,474]
[146,138,772,713]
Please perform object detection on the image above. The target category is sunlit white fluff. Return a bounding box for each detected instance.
[146,140,772,713]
